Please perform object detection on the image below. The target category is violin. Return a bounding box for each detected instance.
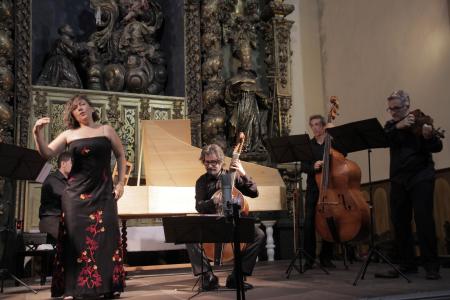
[409,109,445,139]
[203,133,249,265]
[314,96,370,243]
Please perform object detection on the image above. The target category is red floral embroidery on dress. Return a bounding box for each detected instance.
[80,146,91,155]
[77,210,104,289]
[80,193,93,200]
[112,241,126,287]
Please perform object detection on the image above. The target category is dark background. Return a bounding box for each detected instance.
[32,0,185,97]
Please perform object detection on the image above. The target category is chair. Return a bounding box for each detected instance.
[16,232,56,286]
[112,160,133,186]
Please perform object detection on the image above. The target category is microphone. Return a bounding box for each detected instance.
[221,172,233,218]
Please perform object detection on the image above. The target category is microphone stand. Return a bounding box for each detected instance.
[222,172,245,300]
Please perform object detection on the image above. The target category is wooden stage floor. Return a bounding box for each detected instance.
[2,260,450,299]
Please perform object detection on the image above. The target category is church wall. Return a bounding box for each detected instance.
[286,0,325,136]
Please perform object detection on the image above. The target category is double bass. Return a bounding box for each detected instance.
[315,97,370,243]
[203,133,250,265]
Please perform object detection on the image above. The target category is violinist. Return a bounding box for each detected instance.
[301,115,339,270]
[377,90,442,280]
[185,144,265,290]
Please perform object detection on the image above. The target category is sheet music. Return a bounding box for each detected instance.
[35,162,52,183]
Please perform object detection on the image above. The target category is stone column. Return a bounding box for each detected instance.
[262,220,277,261]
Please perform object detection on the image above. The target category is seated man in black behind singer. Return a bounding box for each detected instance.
[38,152,72,240]
[185,144,265,291]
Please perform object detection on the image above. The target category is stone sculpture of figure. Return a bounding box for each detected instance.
[119,18,155,58]
[121,0,149,23]
[37,24,85,88]
[225,43,268,159]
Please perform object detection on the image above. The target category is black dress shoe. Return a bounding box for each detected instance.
[226,274,253,290]
[201,272,219,291]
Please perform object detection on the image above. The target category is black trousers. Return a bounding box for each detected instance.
[390,179,439,270]
[304,189,333,261]
[186,225,265,276]
[39,215,60,240]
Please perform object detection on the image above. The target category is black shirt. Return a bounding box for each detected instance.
[195,169,259,214]
[300,137,346,193]
[384,119,442,188]
[39,170,67,218]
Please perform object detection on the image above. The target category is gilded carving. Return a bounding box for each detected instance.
[279,95,292,136]
[139,98,151,120]
[33,91,48,118]
[37,0,167,95]
[275,19,293,91]
[200,0,227,149]
[262,0,294,137]
[184,0,202,146]
[118,106,136,163]
[1,0,15,242]
[14,0,32,147]
[49,103,66,141]
[172,99,184,119]
[150,108,170,120]
[0,0,13,144]
[107,94,122,130]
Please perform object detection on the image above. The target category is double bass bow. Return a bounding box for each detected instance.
[203,133,250,265]
[315,96,370,243]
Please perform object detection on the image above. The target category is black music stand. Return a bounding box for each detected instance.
[266,135,329,278]
[163,215,255,300]
[0,143,46,294]
[326,118,410,285]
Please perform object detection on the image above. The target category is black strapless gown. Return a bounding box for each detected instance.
[51,136,125,298]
